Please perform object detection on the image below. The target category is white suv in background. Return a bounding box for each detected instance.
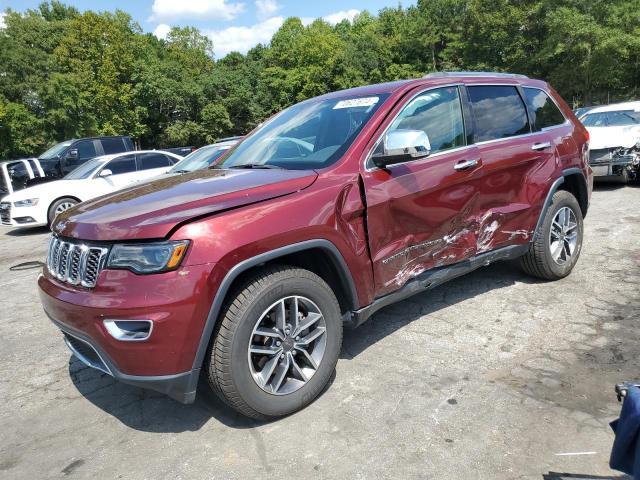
[581,101,640,183]
[0,150,181,229]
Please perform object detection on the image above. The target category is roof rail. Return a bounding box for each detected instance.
[423,71,529,79]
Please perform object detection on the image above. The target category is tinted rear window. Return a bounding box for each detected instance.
[76,140,97,160]
[523,88,565,130]
[138,152,173,170]
[106,155,137,175]
[468,85,530,142]
[101,138,126,154]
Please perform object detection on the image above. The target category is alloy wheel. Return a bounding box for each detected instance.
[248,295,327,395]
[549,206,578,265]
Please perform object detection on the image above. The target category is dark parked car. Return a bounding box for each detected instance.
[40,72,592,419]
[30,136,135,185]
[0,158,46,196]
[161,146,196,157]
[168,138,240,174]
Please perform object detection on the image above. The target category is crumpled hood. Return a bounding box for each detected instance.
[587,125,640,150]
[55,168,318,241]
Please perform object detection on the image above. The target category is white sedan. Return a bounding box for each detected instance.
[0,150,181,228]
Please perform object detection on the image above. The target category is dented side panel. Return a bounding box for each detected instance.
[362,145,487,296]
[473,129,557,251]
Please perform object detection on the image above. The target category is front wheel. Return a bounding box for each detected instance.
[206,265,343,419]
[520,190,584,280]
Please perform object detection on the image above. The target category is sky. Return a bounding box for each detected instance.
[0,0,415,58]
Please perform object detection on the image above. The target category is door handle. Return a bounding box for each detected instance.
[531,142,552,151]
[453,158,480,171]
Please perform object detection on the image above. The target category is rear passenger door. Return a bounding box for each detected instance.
[465,84,555,250]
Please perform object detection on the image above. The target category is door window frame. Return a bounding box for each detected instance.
[96,154,138,177]
[364,82,573,172]
[521,86,570,132]
[364,84,473,172]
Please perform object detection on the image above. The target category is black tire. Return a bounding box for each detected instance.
[520,190,584,280]
[205,265,343,419]
[48,197,78,227]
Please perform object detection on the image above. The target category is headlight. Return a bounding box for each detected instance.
[14,198,39,207]
[107,240,190,274]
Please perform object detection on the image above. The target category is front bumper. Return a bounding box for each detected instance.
[0,202,47,227]
[48,313,199,403]
[589,149,637,177]
[38,261,218,403]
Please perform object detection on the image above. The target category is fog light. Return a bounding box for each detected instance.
[103,319,153,341]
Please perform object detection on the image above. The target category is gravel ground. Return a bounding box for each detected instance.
[0,184,638,480]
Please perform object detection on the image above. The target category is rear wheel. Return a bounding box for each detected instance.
[520,190,584,280]
[48,197,78,227]
[206,265,342,419]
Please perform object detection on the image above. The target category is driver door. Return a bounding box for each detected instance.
[93,154,138,194]
[361,85,483,297]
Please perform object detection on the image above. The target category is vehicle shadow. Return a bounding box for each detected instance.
[68,261,530,432]
[593,181,640,191]
[68,356,336,433]
[3,226,49,237]
[341,261,537,359]
[542,473,630,479]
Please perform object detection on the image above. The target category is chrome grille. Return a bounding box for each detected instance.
[47,236,109,288]
[0,202,10,225]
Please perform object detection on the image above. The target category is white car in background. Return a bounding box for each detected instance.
[581,101,640,183]
[0,150,181,228]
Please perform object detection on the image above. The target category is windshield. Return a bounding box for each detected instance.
[582,110,640,127]
[64,157,106,179]
[216,94,389,170]
[39,141,73,160]
[169,144,232,173]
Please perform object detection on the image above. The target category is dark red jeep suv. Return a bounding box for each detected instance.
[39,72,593,419]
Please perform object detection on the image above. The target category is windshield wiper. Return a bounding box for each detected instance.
[228,163,285,170]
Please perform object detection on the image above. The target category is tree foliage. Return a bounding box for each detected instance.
[0,0,638,158]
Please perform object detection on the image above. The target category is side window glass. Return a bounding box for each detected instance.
[101,138,125,154]
[523,88,565,131]
[7,161,30,191]
[375,86,465,158]
[105,155,137,175]
[76,140,97,160]
[138,152,172,170]
[468,85,530,142]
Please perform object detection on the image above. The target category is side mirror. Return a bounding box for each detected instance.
[371,129,431,169]
[65,148,79,160]
[99,169,113,178]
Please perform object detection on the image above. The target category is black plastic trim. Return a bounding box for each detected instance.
[191,239,359,372]
[348,244,529,328]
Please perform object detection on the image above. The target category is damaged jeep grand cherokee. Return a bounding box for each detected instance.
[39,72,593,419]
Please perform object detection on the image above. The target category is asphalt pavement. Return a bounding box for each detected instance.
[0,183,638,479]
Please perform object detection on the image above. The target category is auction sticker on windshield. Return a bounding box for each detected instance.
[333,97,379,109]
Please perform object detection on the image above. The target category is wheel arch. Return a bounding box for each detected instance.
[533,168,588,241]
[191,239,358,373]
[47,195,82,222]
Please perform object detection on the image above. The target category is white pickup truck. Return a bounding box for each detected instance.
[581,101,640,183]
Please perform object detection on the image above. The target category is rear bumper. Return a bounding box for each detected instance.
[48,312,199,403]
